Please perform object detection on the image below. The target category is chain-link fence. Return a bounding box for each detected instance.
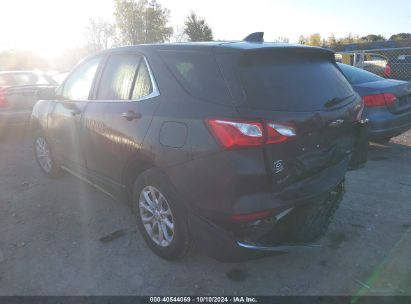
[336,47,411,81]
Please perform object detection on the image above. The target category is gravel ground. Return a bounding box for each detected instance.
[0,127,410,296]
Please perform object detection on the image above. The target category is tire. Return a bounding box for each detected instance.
[33,130,61,178]
[281,182,345,243]
[132,169,191,260]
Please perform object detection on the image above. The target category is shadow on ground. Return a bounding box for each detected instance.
[0,129,410,296]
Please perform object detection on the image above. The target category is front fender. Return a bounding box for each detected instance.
[30,100,53,133]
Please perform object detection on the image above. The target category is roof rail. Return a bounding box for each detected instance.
[243,32,264,43]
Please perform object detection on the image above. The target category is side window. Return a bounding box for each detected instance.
[159,50,230,104]
[131,60,153,100]
[62,57,100,100]
[97,54,141,100]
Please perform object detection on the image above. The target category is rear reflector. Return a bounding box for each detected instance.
[231,210,273,222]
[207,118,296,149]
[363,93,397,107]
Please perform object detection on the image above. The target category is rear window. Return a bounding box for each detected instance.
[159,50,231,104]
[239,51,354,111]
[338,63,383,85]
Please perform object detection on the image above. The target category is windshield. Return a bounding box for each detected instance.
[338,63,384,85]
[238,51,354,111]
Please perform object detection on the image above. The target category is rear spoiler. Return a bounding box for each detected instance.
[239,47,336,64]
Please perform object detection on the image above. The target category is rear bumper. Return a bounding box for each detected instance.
[188,158,348,261]
[365,108,411,139]
[188,213,323,262]
[232,155,349,214]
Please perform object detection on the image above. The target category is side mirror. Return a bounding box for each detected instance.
[37,87,56,100]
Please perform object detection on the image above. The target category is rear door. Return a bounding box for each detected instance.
[82,52,160,185]
[48,56,102,169]
[218,48,363,189]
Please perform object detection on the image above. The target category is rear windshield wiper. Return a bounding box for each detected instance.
[324,94,354,108]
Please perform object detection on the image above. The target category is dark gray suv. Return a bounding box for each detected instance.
[31,34,368,261]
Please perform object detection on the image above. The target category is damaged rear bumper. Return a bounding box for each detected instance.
[188,212,323,262]
[187,148,350,262]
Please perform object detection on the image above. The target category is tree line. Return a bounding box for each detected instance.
[0,0,214,71]
[86,0,411,50]
[2,0,411,71]
[85,0,213,51]
[298,32,411,48]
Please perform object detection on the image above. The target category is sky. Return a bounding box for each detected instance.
[0,0,410,57]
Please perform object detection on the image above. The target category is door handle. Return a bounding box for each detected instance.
[122,111,142,121]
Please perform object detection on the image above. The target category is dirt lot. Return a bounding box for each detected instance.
[0,128,410,296]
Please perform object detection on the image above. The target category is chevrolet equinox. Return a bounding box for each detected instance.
[31,33,368,261]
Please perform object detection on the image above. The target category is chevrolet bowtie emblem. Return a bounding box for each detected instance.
[328,119,344,127]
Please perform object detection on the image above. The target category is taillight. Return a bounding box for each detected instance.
[0,89,7,108]
[206,119,264,149]
[384,93,397,105]
[384,63,391,78]
[206,118,296,149]
[363,93,397,107]
[266,122,296,144]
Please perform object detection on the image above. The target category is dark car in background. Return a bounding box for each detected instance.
[0,71,57,135]
[31,35,368,261]
[385,55,411,81]
[338,63,411,143]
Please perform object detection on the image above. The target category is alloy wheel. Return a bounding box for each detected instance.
[139,186,174,247]
[35,136,52,173]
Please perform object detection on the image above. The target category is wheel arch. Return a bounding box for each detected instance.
[122,153,157,199]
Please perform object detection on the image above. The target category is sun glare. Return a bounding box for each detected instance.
[0,0,114,57]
